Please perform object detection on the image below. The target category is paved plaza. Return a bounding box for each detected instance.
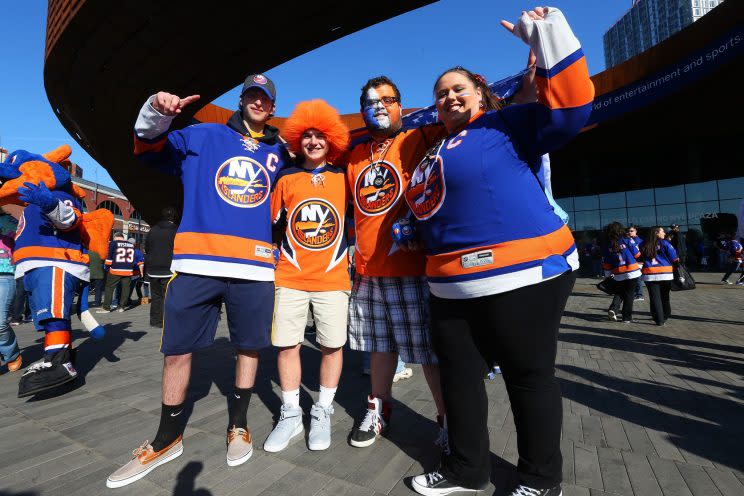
[0,273,742,496]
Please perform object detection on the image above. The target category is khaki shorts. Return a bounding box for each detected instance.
[273,287,350,348]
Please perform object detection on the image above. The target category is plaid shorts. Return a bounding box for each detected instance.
[348,274,437,365]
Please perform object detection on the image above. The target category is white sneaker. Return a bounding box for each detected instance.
[95,308,113,314]
[411,471,480,495]
[117,307,126,313]
[393,366,413,383]
[307,403,333,451]
[350,395,389,447]
[608,310,618,321]
[263,404,303,453]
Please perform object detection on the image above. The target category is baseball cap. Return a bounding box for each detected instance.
[128,238,136,244]
[241,74,276,102]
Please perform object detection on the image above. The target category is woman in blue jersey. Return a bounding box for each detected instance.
[603,222,642,323]
[406,7,594,496]
[639,227,679,326]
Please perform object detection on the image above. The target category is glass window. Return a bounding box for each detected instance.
[555,197,574,213]
[98,200,123,217]
[574,195,599,211]
[626,188,654,206]
[574,210,600,231]
[717,177,744,200]
[720,199,742,216]
[686,201,720,225]
[627,206,657,227]
[599,192,626,209]
[685,181,717,202]
[656,204,687,226]
[600,208,627,227]
[655,185,685,205]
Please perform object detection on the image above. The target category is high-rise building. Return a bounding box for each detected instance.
[604,0,723,68]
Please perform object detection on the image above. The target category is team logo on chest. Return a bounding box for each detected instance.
[289,198,340,251]
[214,156,270,208]
[405,154,445,220]
[354,161,401,216]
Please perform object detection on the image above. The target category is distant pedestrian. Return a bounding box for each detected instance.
[627,226,644,301]
[603,222,641,323]
[639,227,679,326]
[719,233,743,285]
[88,249,105,307]
[144,207,178,327]
[0,209,21,372]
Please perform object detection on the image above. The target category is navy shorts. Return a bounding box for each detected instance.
[161,273,274,355]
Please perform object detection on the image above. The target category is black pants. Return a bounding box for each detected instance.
[609,278,636,321]
[149,277,170,326]
[722,261,743,282]
[644,280,672,325]
[91,278,104,306]
[431,271,575,489]
[10,277,28,322]
[103,274,131,310]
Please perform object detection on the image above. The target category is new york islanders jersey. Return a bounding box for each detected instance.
[345,125,445,277]
[403,8,594,299]
[134,99,290,281]
[271,165,349,291]
[639,239,679,281]
[602,237,641,281]
[13,190,89,281]
[105,240,137,276]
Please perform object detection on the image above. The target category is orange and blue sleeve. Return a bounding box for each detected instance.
[500,8,594,158]
[133,96,187,176]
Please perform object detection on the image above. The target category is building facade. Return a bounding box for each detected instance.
[604,0,723,68]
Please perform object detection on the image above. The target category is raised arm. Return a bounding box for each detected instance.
[499,7,594,158]
[133,92,200,175]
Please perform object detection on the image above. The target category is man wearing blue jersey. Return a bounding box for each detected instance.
[107,74,290,488]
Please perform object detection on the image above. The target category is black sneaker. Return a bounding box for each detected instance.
[507,484,562,496]
[349,395,389,447]
[18,348,77,397]
[411,471,480,495]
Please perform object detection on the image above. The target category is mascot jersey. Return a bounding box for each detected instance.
[134,99,290,281]
[403,8,594,299]
[13,191,89,281]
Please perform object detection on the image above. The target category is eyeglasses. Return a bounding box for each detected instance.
[366,96,399,107]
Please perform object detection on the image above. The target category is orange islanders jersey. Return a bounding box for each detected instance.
[271,165,350,291]
[345,125,445,277]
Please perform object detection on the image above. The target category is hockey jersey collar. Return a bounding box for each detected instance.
[227,111,282,145]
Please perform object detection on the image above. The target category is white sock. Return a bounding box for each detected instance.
[317,385,337,408]
[281,388,300,408]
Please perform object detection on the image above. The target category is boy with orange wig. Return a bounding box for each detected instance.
[264,99,350,452]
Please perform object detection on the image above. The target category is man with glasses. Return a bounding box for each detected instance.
[106,74,290,487]
[344,76,447,449]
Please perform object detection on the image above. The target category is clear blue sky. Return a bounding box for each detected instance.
[1,1,631,190]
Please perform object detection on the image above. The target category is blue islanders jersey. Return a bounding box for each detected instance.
[105,240,137,276]
[134,102,290,280]
[403,8,593,299]
[602,237,641,281]
[639,239,679,281]
[13,190,89,281]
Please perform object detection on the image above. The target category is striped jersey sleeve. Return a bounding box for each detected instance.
[500,7,594,158]
[132,96,188,176]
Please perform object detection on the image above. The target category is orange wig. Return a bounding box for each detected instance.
[282,100,350,163]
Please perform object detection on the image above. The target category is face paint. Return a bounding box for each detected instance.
[457,92,471,97]
[362,88,391,130]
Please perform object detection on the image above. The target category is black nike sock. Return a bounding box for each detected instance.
[228,387,253,431]
[151,403,185,452]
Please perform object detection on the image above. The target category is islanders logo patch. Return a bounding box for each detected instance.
[289,198,340,251]
[354,161,401,216]
[214,157,270,208]
[405,154,445,220]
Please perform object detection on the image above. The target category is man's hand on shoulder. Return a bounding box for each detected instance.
[151,92,200,116]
